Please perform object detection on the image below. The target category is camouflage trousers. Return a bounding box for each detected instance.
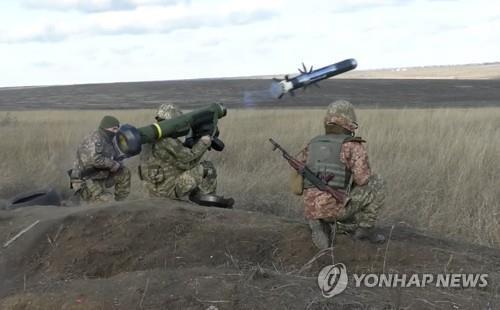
[78,166,131,203]
[146,160,217,199]
[307,174,386,233]
[335,174,386,233]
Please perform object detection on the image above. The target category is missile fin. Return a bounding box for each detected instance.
[301,62,307,74]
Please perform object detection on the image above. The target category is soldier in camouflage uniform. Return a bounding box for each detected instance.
[70,115,131,203]
[139,104,233,207]
[296,100,386,248]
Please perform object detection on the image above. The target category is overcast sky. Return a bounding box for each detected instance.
[0,0,498,87]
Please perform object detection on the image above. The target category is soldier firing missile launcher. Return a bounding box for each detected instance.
[114,102,227,159]
[270,58,358,99]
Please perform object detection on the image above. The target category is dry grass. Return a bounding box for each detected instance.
[0,108,498,247]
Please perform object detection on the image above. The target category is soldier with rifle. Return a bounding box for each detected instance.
[270,100,386,249]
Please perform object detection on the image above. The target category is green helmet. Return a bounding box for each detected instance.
[324,100,358,131]
[156,103,182,121]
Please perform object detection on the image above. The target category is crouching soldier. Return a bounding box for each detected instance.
[69,115,131,203]
[139,104,234,208]
[295,100,386,248]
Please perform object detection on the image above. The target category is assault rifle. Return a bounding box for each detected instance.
[269,138,348,204]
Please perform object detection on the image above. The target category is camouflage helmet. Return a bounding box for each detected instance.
[156,103,182,121]
[324,100,358,132]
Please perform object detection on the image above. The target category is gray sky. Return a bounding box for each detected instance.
[0,0,499,87]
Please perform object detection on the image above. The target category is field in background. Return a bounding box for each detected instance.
[0,108,498,248]
[248,62,500,80]
[2,78,500,110]
[336,62,500,79]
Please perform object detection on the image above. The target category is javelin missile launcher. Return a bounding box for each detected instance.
[270,58,358,99]
[114,102,227,159]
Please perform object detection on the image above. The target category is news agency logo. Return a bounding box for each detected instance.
[317,263,489,298]
[317,263,349,298]
[353,273,489,289]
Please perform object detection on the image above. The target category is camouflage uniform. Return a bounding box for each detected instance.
[72,127,131,203]
[298,100,386,247]
[140,139,216,198]
[139,104,217,199]
[299,142,385,231]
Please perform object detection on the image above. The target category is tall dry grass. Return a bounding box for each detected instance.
[0,108,498,247]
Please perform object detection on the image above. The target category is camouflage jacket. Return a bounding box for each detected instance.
[298,138,372,219]
[73,129,120,180]
[139,137,210,191]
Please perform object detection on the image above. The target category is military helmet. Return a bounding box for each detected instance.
[156,103,182,121]
[324,100,358,132]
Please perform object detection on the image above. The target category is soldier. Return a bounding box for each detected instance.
[70,115,131,203]
[139,104,234,208]
[295,100,386,248]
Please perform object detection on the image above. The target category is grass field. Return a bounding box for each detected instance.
[250,62,500,80]
[0,107,498,247]
[338,62,500,79]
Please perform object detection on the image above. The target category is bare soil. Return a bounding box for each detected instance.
[0,201,498,309]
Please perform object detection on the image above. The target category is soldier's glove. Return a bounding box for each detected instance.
[110,161,122,173]
[200,135,212,145]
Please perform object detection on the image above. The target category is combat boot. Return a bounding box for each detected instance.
[308,220,330,250]
[353,227,386,244]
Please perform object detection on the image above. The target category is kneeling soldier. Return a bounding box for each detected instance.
[70,115,131,203]
[296,100,386,248]
[139,104,233,208]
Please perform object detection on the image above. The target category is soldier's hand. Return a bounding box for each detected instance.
[200,135,212,145]
[110,161,121,173]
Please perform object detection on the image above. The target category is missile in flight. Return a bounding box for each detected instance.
[270,58,357,99]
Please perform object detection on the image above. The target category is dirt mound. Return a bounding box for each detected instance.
[24,200,317,279]
[1,200,499,309]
